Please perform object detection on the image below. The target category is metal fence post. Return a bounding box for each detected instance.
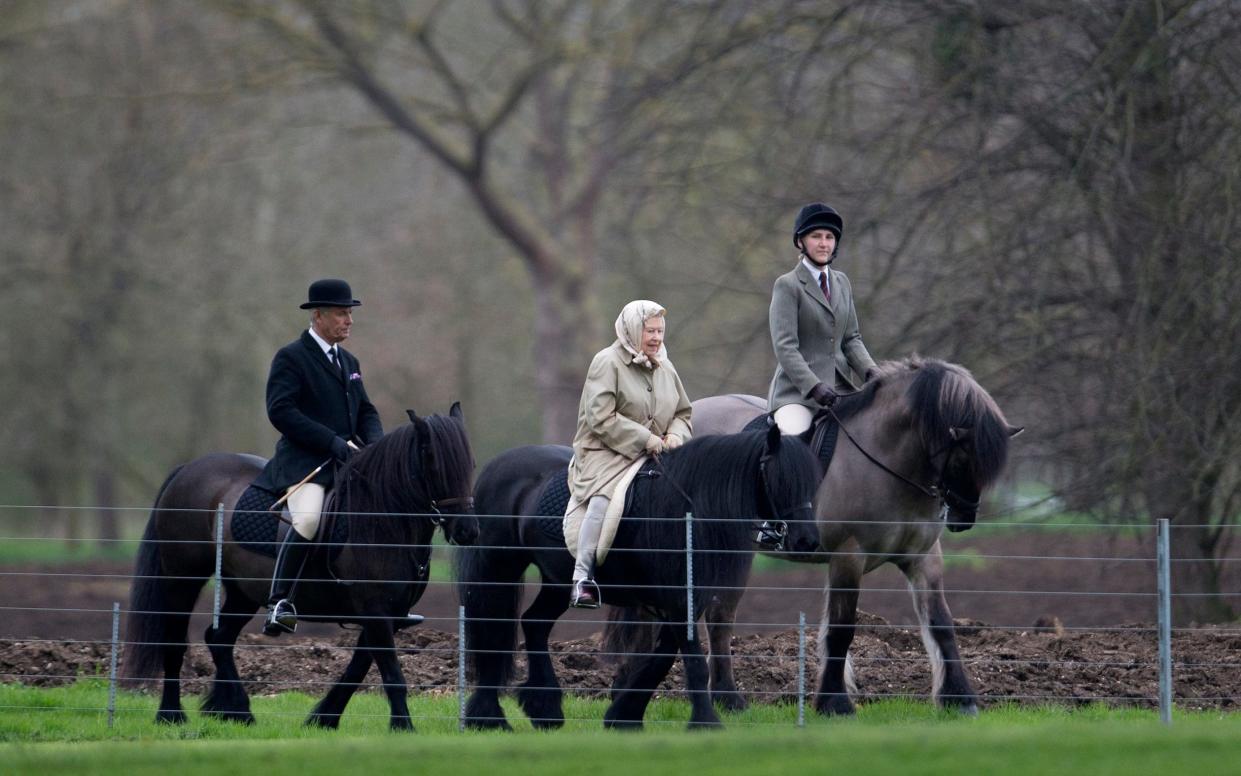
[685,512,694,641]
[213,503,224,631]
[108,601,120,729]
[1157,517,1172,725]
[458,604,466,732]
[797,611,806,728]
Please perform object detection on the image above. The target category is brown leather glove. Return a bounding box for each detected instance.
[809,382,838,407]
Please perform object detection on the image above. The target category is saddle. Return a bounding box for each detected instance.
[743,410,840,472]
[231,483,347,559]
[532,460,660,545]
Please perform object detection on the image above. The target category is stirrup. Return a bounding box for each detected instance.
[570,579,602,609]
[263,599,298,636]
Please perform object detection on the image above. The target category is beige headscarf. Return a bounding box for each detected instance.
[614,299,667,369]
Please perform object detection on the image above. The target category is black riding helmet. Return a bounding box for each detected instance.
[793,203,844,257]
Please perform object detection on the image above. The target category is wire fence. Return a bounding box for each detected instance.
[1,504,1239,730]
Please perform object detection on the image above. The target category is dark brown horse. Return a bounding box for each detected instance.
[121,405,477,730]
[692,358,1021,715]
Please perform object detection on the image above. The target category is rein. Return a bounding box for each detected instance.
[651,444,807,551]
[824,406,978,512]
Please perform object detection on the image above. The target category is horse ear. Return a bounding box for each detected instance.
[1006,424,1025,438]
[406,409,419,424]
[766,423,782,451]
[449,402,464,421]
[949,426,972,442]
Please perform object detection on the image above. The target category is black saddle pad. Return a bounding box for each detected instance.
[744,411,840,472]
[231,483,347,559]
[531,460,660,544]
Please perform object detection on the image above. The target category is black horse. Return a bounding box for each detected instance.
[457,425,821,730]
[122,405,478,731]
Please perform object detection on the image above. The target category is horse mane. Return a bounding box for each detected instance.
[329,414,474,560]
[882,356,1010,488]
[629,430,817,550]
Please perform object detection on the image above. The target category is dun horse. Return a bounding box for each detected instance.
[457,426,821,730]
[122,405,477,730]
[692,358,1020,715]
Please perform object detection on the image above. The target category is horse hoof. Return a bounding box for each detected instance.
[712,691,748,713]
[389,718,415,732]
[204,710,255,725]
[529,716,565,730]
[465,717,513,732]
[305,713,341,729]
[814,695,856,717]
[602,717,643,731]
[687,718,724,730]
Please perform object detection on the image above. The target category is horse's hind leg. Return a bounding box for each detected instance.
[307,631,374,729]
[815,548,863,716]
[201,582,260,724]
[604,624,678,730]
[705,590,747,711]
[516,576,570,729]
[901,541,978,715]
[154,579,208,724]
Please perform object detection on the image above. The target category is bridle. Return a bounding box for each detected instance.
[756,451,814,549]
[428,495,475,525]
[650,448,812,551]
[825,406,979,518]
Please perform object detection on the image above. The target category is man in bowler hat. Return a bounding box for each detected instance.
[254,278,384,635]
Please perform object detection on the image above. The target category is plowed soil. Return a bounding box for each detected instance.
[2,531,1238,710]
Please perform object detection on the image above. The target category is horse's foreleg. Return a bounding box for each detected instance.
[604,624,678,730]
[675,622,723,729]
[201,583,259,724]
[306,630,374,729]
[705,590,747,712]
[902,541,978,715]
[815,547,862,716]
[516,578,570,729]
[365,623,413,731]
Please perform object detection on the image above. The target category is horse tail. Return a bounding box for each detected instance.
[601,606,661,668]
[121,465,202,685]
[454,524,524,687]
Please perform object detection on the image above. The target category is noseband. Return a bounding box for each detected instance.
[428,495,475,525]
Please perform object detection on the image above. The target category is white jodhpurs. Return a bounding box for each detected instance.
[286,482,326,540]
[773,403,814,435]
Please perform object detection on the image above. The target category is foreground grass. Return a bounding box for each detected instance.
[2,682,1240,775]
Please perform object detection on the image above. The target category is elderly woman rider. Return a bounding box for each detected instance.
[565,300,693,608]
[768,202,878,435]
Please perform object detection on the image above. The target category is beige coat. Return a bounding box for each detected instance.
[567,341,693,505]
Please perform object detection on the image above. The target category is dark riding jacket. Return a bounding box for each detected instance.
[253,330,383,493]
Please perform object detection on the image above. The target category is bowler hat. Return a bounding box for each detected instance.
[300,278,361,309]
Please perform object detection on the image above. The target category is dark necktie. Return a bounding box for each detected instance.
[329,347,344,381]
[819,271,830,303]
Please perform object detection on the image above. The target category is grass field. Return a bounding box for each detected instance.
[2,682,1240,775]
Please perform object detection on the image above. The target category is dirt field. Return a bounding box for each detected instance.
[2,531,1238,711]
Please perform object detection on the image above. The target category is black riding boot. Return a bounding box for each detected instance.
[263,530,312,636]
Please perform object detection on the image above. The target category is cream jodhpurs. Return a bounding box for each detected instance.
[286,482,325,540]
